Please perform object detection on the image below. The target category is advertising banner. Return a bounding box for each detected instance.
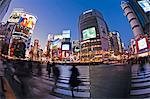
[52,38,61,49]
[54,35,63,40]
[8,11,23,23]
[18,13,37,30]
[138,38,148,50]
[62,30,71,39]
[48,34,53,41]
[138,0,150,13]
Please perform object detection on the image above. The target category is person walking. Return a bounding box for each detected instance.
[0,58,7,94]
[13,61,32,97]
[69,65,81,97]
[37,62,42,76]
[52,63,60,92]
[28,60,33,73]
[46,61,52,78]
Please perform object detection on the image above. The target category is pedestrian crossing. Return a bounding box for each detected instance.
[32,66,91,98]
[130,63,150,98]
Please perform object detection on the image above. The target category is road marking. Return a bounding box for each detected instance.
[132,77,150,83]
[132,71,150,76]
[130,88,150,95]
[33,74,90,98]
[54,88,90,98]
[132,81,150,87]
[131,64,150,98]
[131,74,150,79]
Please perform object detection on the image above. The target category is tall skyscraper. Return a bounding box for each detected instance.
[121,0,150,36]
[121,1,144,37]
[0,0,12,21]
[121,0,150,55]
[79,9,109,62]
[127,0,150,35]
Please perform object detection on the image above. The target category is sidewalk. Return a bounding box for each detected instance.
[0,77,16,99]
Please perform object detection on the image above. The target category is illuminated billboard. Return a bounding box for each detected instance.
[82,27,96,40]
[18,13,37,30]
[138,38,148,50]
[54,35,63,40]
[138,0,150,13]
[62,30,71,38]
[52,38,61,48]
[48,34,53,41]
[62,44,70,50]
[73,46,80,52]
[8,11,23,23]
[15,24,30,35]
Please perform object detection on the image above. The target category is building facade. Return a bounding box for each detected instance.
[109,31,123,54]
[72,40,80,62]
[127,0,150,35]
[79,9,109,62]
[121,0,150,56]
[0,0,12,21]
[121,1,144,37]
[6,9,37,58]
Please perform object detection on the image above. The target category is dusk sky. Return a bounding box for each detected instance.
[3,0,134,49]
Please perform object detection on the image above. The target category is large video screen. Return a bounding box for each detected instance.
[138,38,148,50]
[62,30,71,38]
[138,0,150,13]
[82,27,96,40]
[62,44,70,50]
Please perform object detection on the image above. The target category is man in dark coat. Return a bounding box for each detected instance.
[47,61,52,78]
[52,63,60,92]
[69,65,81,97]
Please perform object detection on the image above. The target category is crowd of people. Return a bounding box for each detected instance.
[0,57,82,98]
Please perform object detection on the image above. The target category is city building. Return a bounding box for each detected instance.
[127,0,150,35]
[109,31,123,54]
[32,39,40,61]
[6,8,37,58]
[0,22,7,54]
[121,0,150,56]
[1,22,15,55]
[61,30,72,62]
[121,1,144,37]
[72,40,80,62]
[0,0,12,21]
[79,9,109,62]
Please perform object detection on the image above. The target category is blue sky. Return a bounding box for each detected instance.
[3,0,134,49]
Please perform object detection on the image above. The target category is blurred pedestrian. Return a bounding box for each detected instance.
[138,58,145,76]
[52,63,60,92]
[47,61,52,78]
[13,61,32,96]
[37,62,42,76]
[0,59,6,93]
[28,60,33,73]
[69,65,81,97]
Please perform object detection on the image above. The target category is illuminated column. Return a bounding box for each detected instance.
[121,1,143,38]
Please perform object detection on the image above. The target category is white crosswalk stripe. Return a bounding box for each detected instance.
[32,66,90,98]
[130,63,150,98]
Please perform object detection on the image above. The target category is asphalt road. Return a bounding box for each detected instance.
[90,64,131,98]
[4,62,131,98]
